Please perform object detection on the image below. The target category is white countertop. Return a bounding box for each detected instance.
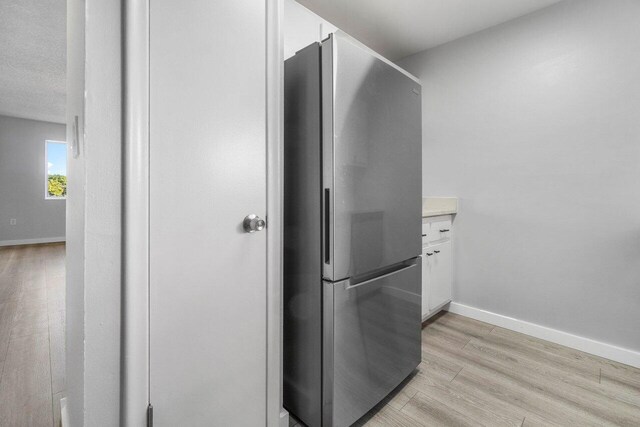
[422,197,458,217]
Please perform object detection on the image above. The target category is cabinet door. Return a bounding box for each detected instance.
[429,242,452,311]
[421,250,434,318]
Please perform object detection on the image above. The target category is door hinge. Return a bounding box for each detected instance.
[147,404,153,427]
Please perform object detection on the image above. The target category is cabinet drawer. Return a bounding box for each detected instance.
[426,216,452,243]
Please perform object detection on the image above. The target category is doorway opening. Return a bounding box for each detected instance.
[0,0,67,425]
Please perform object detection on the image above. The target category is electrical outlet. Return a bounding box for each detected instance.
[9,219,16,225]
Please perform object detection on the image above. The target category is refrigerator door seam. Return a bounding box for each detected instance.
[345,262,417,290]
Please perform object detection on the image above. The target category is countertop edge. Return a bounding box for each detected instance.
[422,209,457,218]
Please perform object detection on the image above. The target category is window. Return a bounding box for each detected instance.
[46,140,67,199]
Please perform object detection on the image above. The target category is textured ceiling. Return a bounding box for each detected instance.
[297,0,563,60]
[0,0,66,124]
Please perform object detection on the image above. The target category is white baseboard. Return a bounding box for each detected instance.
[0,236,65,247]
[60,397,69,427]
[446,302,640,369]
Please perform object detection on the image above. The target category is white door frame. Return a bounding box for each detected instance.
[122,0,149,425]
[266,0,286,426]
[121,0,284,425]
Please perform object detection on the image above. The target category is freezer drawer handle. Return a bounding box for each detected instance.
[439,229,450,232]
[346,262,417,290]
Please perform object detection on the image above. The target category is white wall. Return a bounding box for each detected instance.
[0,115,66,245]
[284,0,336,59]
[398,0,640,353]
[66,0,122,424]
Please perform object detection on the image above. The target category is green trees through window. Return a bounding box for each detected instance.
[48,174,67,197]
[46,141,67,199]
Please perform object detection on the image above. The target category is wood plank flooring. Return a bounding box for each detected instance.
[2,243,639,426]
[0,243,65,427]
[291,311,640,427]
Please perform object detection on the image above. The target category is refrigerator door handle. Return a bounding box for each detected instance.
[346,262,417,290]
[324,188,330,264]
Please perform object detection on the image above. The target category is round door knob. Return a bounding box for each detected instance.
[243,214,266,233]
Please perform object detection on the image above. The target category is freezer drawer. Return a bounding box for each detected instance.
[323,258,422,427]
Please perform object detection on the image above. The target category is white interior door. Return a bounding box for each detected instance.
[149,1,267,425]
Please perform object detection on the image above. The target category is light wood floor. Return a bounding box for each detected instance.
[3,244,640,426]
[0,243,65,427]
[292,311,640,427]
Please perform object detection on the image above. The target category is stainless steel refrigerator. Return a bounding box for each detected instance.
[284,32,422,427]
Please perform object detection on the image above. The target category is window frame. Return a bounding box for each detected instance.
[45,140,68,200]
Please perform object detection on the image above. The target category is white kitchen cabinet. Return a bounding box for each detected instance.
[421,248,432,314]
[428,241,452,311]
[421,215,453,320]
[284,0,337,59]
